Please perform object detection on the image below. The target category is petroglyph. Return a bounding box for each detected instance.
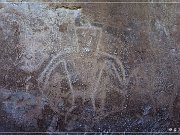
[0,2,179,132]
[0,4,129,120]
[38,15,128,120]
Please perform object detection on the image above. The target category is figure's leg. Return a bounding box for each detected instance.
[64,105,76,123]
[91,62,106,111]
[47,115,59,132]
[100,87,106,111]
[63,61,75,106]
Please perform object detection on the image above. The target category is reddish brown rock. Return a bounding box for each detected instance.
[0,0,179,133]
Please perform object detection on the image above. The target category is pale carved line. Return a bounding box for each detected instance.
[42,60,64,95]
[39,26,103,85]
[94,50,127,111]
[41,59,76,116]
[76,26,102,30]
[39,25,128,114]
[47,115,59,132]
[75,26,102,54]
[96,27,103,52]
[74,27,80,53]
[97,51,126,83]
[63,61,75,106]
[112,63,123,84]
[38,51,70,84]
[111,62,127,108]
[64,105,77,124]
[91,61,106,110]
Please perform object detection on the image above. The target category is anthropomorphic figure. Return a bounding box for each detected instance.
[38,25,128,123]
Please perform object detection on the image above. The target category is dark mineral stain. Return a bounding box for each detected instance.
[59,23,68,33]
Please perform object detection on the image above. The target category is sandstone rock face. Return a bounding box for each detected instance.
[0,0,179,133]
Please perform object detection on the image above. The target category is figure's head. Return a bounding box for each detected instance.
[76,27,102,57]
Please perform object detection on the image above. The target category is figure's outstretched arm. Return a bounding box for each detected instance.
[97,51,126,84]
[92,51,128,112]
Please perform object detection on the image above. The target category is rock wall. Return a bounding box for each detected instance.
[0,0,179,133]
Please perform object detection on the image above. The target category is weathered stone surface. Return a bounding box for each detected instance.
[0,0,179,133]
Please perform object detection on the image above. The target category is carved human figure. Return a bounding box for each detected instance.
[38,25,128,122]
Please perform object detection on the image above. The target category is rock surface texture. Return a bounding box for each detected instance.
[0,0,179,133]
